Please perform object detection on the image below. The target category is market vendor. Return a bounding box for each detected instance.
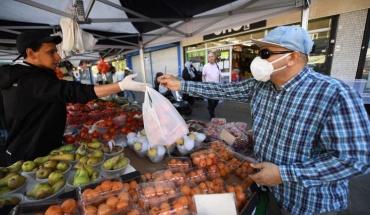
[158,25,370,214]
[0,31,150,164]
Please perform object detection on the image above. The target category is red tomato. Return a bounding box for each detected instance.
[102,133,111,140]
[121,127,128,134]
[97,121,107,127]
[106,120,113,127]
[108,127,116,134]
[64,135,75,143]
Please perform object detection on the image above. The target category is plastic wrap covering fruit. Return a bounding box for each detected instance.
[166,157,192,171]
[144,167,187,187]
[144,194,193,215]
[10,198,78,215]
[78,176,125,206]
[136,180,178,209]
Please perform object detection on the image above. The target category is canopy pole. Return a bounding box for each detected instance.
[301,0,310,30]
[139,40,147,83]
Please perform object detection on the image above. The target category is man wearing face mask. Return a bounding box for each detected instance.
[158,25,370,215]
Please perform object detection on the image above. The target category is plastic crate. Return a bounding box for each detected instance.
[341,79,367,95]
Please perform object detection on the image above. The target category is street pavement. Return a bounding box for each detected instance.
[134,92,370,215]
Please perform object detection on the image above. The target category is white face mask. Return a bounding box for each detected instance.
[250,53,291,82]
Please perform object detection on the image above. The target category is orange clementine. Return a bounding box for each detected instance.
[84,205,98,215]
[180,185,191,195]
[61,198,77,213]
[111,181,124,192]
[129,180,137,190]
[106,196,119,209]
[45,205,62,215]
[127,209,140,215]
[118,192,130,201]
[100,180,113,192]
[116,200,129,211]
[97,203,113,215]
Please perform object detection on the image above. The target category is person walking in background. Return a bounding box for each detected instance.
[97,72,103,85]
[124,67,136,102]
[158,25,370,214]
[202,52,221,119]
[182,61,197,106]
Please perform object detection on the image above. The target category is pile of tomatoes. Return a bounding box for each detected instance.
[64,100,143,144]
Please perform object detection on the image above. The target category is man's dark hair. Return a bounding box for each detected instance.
[23,42,42,58]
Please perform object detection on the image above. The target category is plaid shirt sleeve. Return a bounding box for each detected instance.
[181,79,257,103]
[280,88,370,187]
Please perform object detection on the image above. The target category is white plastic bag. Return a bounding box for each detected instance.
[143,87,189,146]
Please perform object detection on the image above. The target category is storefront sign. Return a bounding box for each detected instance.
[203,20,266,41]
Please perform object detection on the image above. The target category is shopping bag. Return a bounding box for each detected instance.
[143,87,189,146]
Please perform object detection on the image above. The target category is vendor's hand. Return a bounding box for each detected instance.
[157,75,181,91]
[248,162,283,187]
[118,74,151,92]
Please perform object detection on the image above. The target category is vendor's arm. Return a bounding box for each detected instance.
[278,91,370,188]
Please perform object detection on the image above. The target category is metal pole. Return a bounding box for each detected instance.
[139,41,147,83]
[301,1,310,30]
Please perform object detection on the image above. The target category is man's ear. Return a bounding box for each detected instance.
[25,48,37,59]
[287,52,299,66]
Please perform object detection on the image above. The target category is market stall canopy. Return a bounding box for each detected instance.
[0,0,303,61]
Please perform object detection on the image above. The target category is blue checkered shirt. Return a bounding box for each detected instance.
[182,65,370,214]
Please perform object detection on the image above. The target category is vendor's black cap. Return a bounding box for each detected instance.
[13,31,62,62]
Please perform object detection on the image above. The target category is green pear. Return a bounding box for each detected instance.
[73,167,90,186]
[86,157,101,166]
[79,156,89,164]
[56,162,69,172]
[88,149,103,158]
[36,167,53,179]
[0,173,24,188]
[33,155,51,166]
[49,149,60,156]
[0,187,13,195]
[52,178,66,194]
[76,144,87,156]
[112,158,128,170]
[7,174,26,189]
[7,160,24,173]
[59,144,74,152]
[22,161,37,172]
[26,182,53,200]
[0,196,21,206]
[102,154,121,170]
[82,164,96,177]
[43,160,58,169]
[48,170,64,186]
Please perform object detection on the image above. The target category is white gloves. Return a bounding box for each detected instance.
[118,74,151,92]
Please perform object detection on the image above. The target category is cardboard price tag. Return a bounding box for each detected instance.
[194,193,238,215]
[219,129,236,146]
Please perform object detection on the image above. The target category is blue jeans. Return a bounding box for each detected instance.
[0,116,7,145]
[124,90,136,101]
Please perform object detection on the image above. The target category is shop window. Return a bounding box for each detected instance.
[185,43,205,51]
[357,9,370,94]
[186,50,206,72]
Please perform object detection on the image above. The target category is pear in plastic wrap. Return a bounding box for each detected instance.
[27,182,53,200]
[113,158,128,170]
[102,153,122,170]
[52,178,66,194]
[73,167,90,186]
